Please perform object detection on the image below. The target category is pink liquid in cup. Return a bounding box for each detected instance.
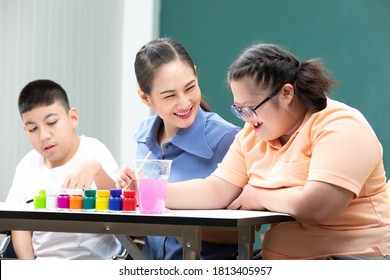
[138,178,167,214]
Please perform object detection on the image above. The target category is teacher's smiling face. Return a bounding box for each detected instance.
[138,59,201,139]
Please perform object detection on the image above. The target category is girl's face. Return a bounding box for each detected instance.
[140,59,201,138]
[230,77,297,144]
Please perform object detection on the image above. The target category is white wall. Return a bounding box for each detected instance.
[0,0,158,201]
[120,0,159,167]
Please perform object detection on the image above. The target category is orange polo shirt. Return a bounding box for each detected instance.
[213,99,390,259]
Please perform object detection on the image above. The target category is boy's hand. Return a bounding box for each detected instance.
[116,166,137,190]
[62,159,100,189]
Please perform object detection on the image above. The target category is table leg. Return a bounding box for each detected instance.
[182,226,201,260]
[237,225,254,260]
[115,234,146,260]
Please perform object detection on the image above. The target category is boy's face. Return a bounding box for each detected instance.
[22,102,80,168]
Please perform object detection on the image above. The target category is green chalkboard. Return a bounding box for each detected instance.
[160,0,390,175]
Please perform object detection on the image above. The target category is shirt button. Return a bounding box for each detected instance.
[164,144,170,150]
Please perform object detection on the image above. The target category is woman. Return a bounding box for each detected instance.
[161,43,390,259]
[118,38,241,260]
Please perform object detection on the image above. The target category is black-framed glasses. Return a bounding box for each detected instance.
[230,87,281,120]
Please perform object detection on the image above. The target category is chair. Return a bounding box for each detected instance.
[112,236,145,260]
[0,232,10,258]
[0,230,16,259]
[112,246,129,260]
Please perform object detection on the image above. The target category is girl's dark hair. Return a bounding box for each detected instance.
[18,79,70,115]
[227,43,338,111]
[134,38,211,112]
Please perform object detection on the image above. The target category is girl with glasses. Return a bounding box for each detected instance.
[162,43,390,259]
[117,38,241,260]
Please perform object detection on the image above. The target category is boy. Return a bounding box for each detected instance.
[6,79,121,259]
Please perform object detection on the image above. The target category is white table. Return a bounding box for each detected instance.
[0,202,294,259]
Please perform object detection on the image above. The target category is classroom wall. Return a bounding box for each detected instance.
[160,0,390,175]
[0,0,158,201]
[1,0,389,202]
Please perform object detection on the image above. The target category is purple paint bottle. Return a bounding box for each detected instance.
[57,189,70,210]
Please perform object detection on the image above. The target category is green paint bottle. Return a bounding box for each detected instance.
[34,189,46,209]
[83,189,96,211]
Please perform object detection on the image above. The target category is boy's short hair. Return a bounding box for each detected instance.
[18,79,71,115]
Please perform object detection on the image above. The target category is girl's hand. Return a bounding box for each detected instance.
[227,184,266,211]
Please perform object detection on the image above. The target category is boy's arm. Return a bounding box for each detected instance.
[62,159,115,190]
[11,230,35,259]
[92,160,116,190]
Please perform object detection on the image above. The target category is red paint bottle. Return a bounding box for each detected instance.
[122,190,137,213]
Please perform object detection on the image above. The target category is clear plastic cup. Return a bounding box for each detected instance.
[134,159,172,214]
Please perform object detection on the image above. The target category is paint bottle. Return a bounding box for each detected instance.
[57,189,70,210]
[69,189,84,211]
[122,190,137,213]
[46,190,58,210]
[34,189,46,209]
[96,190,109,211]
[83,189,96,212]
[108,189,122,212]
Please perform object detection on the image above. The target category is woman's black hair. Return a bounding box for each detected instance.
[134,38,211,112]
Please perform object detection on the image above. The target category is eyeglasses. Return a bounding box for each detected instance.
[230,87,281,120]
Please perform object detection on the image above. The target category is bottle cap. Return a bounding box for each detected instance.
[38,189,46,196]
[71,188,84,196]
[110,189,122,197]
[84,189,96,196]
[46,189,58,197]
[59,189,70,195]
[123,190,136,198]
[97,190,110,197]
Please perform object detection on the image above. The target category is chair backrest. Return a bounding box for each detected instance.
[0,230,17,259]
[0,233,11,258]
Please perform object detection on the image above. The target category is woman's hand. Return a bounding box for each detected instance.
[116,166,137,190]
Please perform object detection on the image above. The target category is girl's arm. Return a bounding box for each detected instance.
[166,175,242,209]
[230,180,354,224]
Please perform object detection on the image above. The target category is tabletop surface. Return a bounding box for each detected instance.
[0,202,294,227]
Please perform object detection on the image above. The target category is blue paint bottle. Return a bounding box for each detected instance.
[108,189,122,212]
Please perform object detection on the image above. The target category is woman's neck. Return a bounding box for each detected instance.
[158,122,178,147]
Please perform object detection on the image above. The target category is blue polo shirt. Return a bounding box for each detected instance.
[134,108,241,259]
